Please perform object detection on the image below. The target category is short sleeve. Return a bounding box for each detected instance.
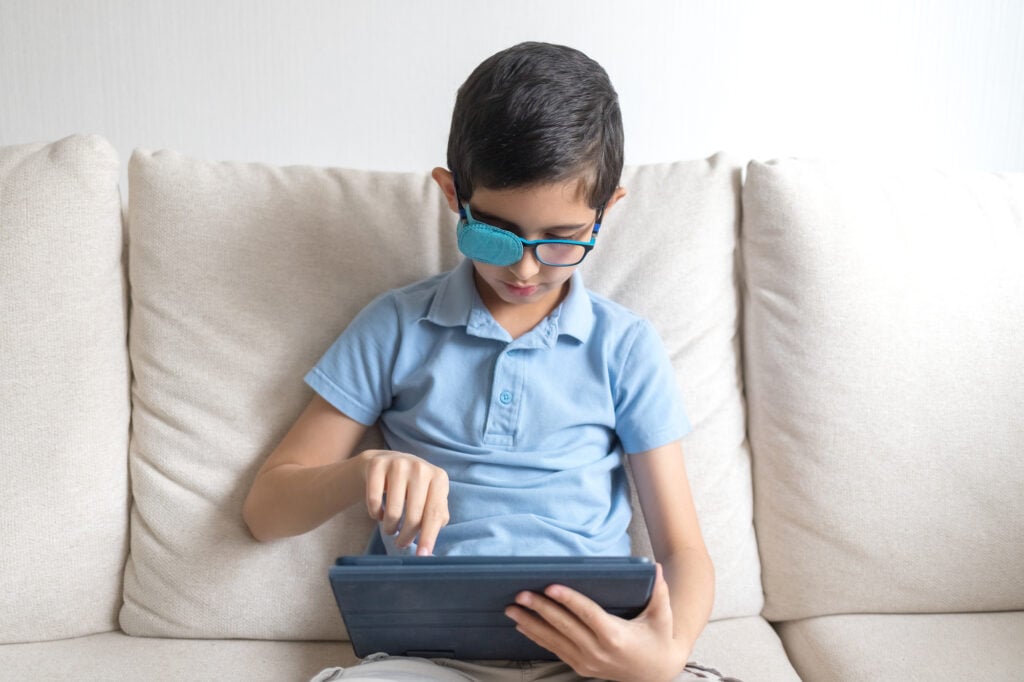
[613,319,692,454]
[304,292,400,426]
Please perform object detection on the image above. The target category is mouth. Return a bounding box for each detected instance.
[502,281,540,297]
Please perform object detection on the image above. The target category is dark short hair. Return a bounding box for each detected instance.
[447,42,624,209]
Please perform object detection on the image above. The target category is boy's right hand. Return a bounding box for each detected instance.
[359,450,450,556]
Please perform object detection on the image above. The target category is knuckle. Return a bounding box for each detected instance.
[381,504,403,523]
[402,507,422,526]
[574,662,597,678]
[365,456,383,476]
[602,631,626,654]
[594,645,615,665]
[427,506,450,525]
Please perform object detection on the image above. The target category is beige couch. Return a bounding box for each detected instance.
[2,134,1022,681]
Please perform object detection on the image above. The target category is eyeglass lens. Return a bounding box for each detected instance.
[533,242,587,265]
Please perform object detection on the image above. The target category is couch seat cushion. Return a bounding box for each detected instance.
[775,611,1024,681]
[0,617,797,681]
[690,616,801,681]
[0,631,357,681]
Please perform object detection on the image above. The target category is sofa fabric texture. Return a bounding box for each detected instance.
[0,617,797,682]
[742,159,1024,621]
[0,135,130,643]
[775,611,1024,680]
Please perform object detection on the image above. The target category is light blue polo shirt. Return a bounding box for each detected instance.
[305,258,690,556]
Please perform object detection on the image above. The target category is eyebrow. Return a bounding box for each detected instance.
[470,207,590,234]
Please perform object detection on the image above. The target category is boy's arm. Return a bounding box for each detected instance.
[630,440,715,653]
[506,440,712,681]
[242,395,373,541]
[242,394,449,551]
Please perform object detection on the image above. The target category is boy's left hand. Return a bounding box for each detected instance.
[504,563,689,682]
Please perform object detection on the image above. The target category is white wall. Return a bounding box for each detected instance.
[2,0,1022,173]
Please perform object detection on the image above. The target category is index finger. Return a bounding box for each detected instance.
[413,475,450,556]
[364,460,387,520]
[542,583,614,629]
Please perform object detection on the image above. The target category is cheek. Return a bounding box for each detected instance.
[473,263,503,282]
[543,267,576,285]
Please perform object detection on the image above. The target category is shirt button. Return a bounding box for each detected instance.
[499,390,513,405]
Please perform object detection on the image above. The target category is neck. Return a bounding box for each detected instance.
[475,274,569,340]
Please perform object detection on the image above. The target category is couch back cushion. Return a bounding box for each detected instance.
[743,159,1024,620]
[0,135,129,642]
[120,150,760,640]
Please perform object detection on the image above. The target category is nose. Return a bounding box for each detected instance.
[507,245,542,280]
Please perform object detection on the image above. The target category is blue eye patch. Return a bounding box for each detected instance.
[457,220,525,267]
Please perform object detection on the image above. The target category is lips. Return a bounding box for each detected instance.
[503,282,539,297]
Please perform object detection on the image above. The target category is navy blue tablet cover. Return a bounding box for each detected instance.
[328,555,655,660]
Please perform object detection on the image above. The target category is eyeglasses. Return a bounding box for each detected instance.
[456,202,604,267]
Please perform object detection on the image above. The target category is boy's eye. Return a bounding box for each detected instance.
[554,226,592,241]
[484,219,516,233]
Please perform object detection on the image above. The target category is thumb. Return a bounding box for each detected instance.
[641,562,673,626]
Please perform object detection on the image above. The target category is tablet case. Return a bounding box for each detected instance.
[328,555,655,660]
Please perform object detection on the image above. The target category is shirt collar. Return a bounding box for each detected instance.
[424,259,594,344]
[424,258,477,329]
[555,270,595,344]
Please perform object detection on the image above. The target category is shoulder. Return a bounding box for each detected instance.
[357,270,450,325]
[574,288,673,389]
[386,270,450,305]
[584,288,642,323]
[313,271,452,374]
[582,287,657,346]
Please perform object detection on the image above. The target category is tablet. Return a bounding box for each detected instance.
[328,555,655,660]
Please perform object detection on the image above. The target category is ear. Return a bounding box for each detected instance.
[602,185,628,213]
[431,167,461,213]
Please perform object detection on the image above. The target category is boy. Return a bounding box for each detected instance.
[243,42,731,682]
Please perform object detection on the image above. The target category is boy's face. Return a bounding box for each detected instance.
[432,169,626,320]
